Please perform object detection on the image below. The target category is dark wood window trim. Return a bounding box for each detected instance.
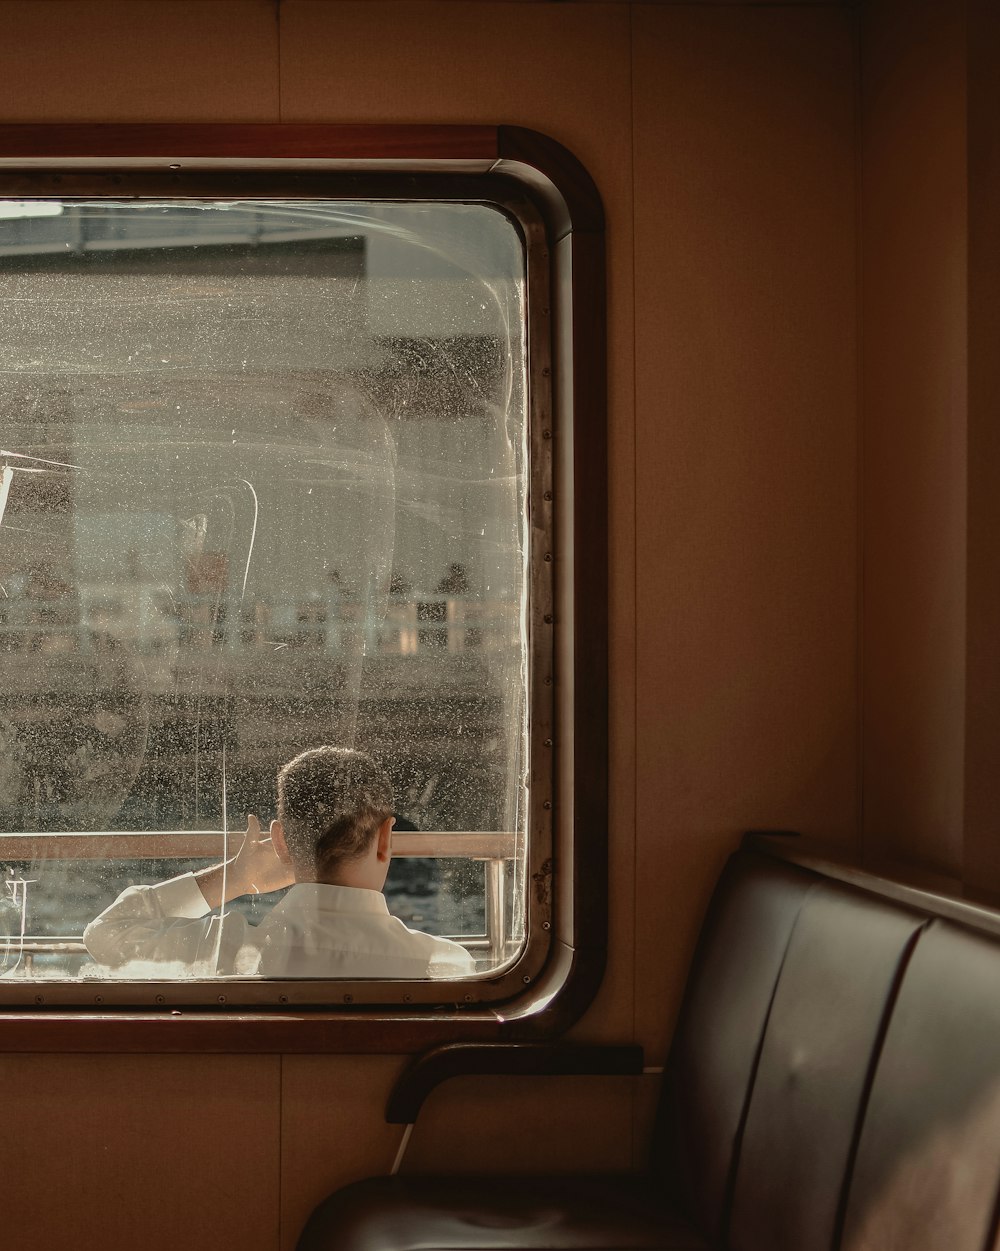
[0,124,607,1052]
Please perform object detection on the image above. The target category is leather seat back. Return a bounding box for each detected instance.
[841,921,1000,1251]
[728,881,923,1251]
[657,848,1000,1251]
[654,851,813,1242]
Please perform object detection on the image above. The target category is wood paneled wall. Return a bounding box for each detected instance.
[860,0,968,879]
[965,0,1000,902]
[860,0,1000,904]
[631,3,857,1061]
[0,4,861,1249]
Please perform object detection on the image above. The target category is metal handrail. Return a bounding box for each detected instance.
[0,830,519,965]
[0,830,516,861]
[4,934,492,956]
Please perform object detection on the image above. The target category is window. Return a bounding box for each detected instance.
[0,127,605,1033]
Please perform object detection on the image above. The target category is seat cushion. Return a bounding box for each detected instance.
[296,1175,709,1251]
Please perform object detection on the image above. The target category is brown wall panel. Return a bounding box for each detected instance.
[632,1070,663,1168]
[0,1,280,122]
[4,1054,280,1251]
[401,1073,636,1175]
[860,0,968,876]
[632,3,859,1061]
[965,0,1000,900]
[281,1056,408,1251]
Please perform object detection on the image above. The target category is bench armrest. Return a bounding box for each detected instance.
[386,1042,644,1123]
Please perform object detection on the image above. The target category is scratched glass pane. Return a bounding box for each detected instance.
[0,200,527,985]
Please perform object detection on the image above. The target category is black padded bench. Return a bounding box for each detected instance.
[298,838,1000,1251]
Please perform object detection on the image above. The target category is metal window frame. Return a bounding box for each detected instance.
[0,125,607,1050]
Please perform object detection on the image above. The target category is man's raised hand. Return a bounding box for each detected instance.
[232,814,295,897]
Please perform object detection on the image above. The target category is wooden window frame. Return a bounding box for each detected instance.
[0,124,607,1052]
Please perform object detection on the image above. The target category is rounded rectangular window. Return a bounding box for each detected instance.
[0,196,533,1000]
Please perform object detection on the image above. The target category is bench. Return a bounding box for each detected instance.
[298,836,1000,1250]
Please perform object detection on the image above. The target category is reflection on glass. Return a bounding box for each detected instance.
[0,200,528,986]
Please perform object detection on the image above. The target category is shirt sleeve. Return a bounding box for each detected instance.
[426,935,478,977]
[83,873,253,975]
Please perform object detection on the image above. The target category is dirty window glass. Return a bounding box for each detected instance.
[0,199,527,990]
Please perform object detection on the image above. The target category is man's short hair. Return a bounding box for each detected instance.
[276,746,393,878]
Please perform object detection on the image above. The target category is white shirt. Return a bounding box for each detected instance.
[83,873,477,979]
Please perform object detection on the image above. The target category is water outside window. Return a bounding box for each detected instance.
[0,199,528,986]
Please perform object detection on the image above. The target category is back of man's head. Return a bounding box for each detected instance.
[276,746,393,880]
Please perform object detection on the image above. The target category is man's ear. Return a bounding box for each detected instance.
[375,815,394,863]
[270,819,292,864]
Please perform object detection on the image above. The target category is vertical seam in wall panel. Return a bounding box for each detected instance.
[277,1053,284,1250]
[854,0,866,866]
[628,0,639,1166]
[628,0,638,1062]
[276,0,283,124]
[959,0,970,891]
[829,918,929,1251]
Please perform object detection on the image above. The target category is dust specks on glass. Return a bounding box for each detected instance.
[0,199,528,988]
